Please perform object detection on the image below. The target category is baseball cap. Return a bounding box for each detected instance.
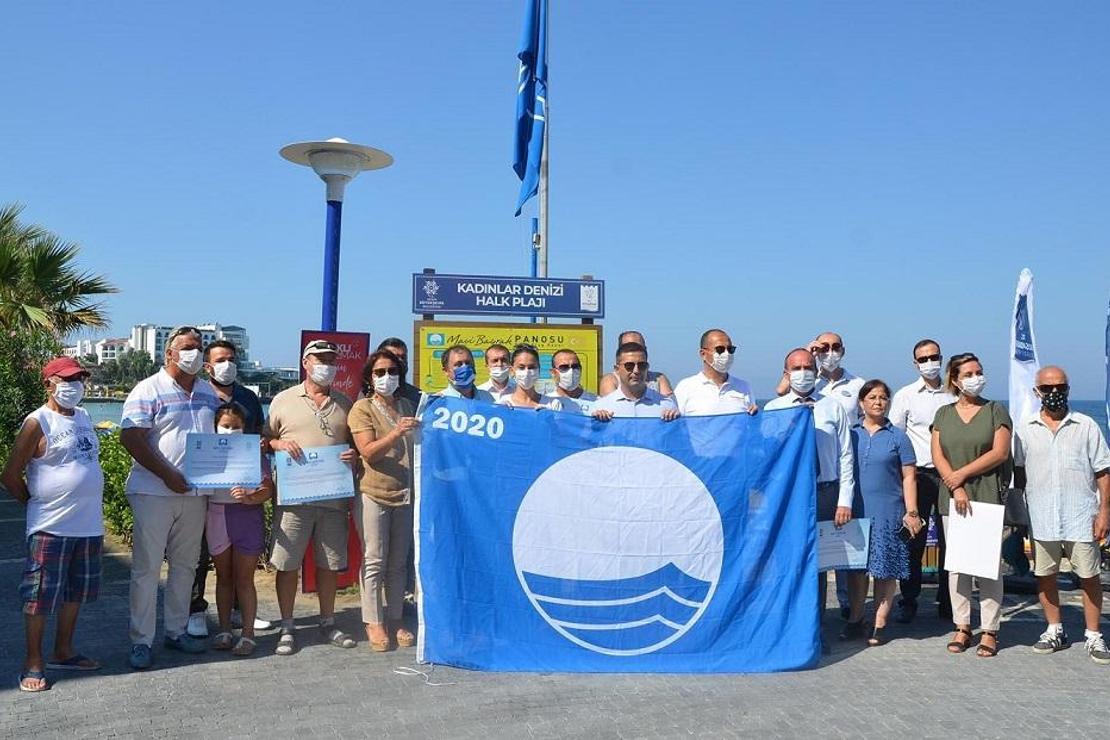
[302,339,339,359]
[42,356,89,381]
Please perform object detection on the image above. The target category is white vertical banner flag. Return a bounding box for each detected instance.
[1008,268,1040,426]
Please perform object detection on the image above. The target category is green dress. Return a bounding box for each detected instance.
[932,400,1013,515]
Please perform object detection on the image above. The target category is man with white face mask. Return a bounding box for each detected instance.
[550,348,597,415]
[264,339,360,656]
[673,329,758,416]
[765,348,862,640]
[3,357,104,691]
[477,343,515,403]
[186,339,270,637]
[889,339,957,623]
[119,326,220,670]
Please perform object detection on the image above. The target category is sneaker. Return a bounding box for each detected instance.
[129,644,152,671]
[894,601,918,625]
[254,617,275,631]
[186,611,209,638]
[1032,627,1068,655]
[164,634,207,654]
[230,609,243,630]
[1085,634,1110,665]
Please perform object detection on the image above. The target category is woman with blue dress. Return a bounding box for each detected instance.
[852,379,923,646]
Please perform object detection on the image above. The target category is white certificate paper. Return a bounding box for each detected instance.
[944,501,1004,580]
[184,433,263,489]
[274,444,355,505]
[816,518,871,572]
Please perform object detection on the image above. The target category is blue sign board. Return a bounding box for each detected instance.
[412,273,605,319]
[1014,294,1035,362]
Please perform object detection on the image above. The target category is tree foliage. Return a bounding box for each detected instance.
[0,328,58,462]
[90,349,159,388]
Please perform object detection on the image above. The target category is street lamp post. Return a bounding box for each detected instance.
[280,138,393,331]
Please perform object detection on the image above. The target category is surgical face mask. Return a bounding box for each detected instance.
[175,348,203,375]
[488,365,511,384]
[709,350,734,374]
[959,374,987,397]
[52,380,85,409]
[817,351,842,373]
[216,425,244,435]
[210,360,237,385]
[514,368,539,390]
[557,367,582,392]
[373,373,400,396]
[1039,387,1069,413]
[309,363,338,387]
[917,360,942,380]
[789,369,817,395]
[451,363,475,388]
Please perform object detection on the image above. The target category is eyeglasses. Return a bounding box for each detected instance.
[915,353,942,363]
[1036,383,1069,393]
[556,363,581,371]
[814,343,844,353]
[704,345,737,355]
[372,367,400,377]
[621,361,650,372]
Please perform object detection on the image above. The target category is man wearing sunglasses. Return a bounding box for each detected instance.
[1014,365,1110,664]
[119,326,221,669]
[673,329,757,416]
[593,343,679,421]
[550,348,597,415]
[889,339,957,623]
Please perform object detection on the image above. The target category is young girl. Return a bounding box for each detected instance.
[207,403,273,656]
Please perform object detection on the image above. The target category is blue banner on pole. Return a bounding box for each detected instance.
[513,0,547,216]
[412,273,604,319]
[416,397,819,673]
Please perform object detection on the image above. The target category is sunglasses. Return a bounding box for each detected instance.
[555,363,582,372]
[306,340,338,352]
[705,345,737,355]
[621,361,650,372]
[814,343,844,353]
[915,353,942,363]
[372,367,400,377]
[1036,384,1069,393]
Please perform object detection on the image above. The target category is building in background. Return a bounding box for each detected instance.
[95,338,131,365]
[63,339,96,359]
[128,322,251,363]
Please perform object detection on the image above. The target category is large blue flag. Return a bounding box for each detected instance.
[513,0,547,216]
[416,397,819,673]
[1105,298,1109,433]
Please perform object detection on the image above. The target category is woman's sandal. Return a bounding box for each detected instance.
[947,627,973,653]
[868,626,888,647]
[212,632,234,651]
[395,628,416,648]
[977,630,999,658]
[366,625,391,652]
[231,636,256,657]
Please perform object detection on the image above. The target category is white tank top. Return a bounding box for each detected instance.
[24,406,105,537]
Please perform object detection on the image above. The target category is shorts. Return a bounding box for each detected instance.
[206,502,265,557]
[20,532,102,615]
[1033,540,1101,579]
[270,505,349,572]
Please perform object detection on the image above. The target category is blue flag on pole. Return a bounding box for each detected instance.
[1105,298,1109,434]
[415,397,820,673]
[513,0,547,216]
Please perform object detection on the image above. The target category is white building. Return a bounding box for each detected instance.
[129,323,250,363]
[63,339,96,359]
[95,338,131,365]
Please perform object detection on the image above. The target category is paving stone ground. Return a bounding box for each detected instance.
[2,493,1109,738]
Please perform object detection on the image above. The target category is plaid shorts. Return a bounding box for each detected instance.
[20,532,103,615]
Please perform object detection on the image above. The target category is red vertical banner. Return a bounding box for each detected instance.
[297,330,370,593]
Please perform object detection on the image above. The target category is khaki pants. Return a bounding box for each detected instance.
[128,494,207,646]
[353,494,413,625]
[942,515,1004,631]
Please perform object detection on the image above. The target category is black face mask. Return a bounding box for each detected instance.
[1040,388,1069,413]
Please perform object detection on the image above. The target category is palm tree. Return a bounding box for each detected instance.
[0,203,118,335]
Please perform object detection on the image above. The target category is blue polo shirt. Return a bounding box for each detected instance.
[851,420,916,508]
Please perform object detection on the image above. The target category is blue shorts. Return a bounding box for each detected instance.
[20,532,102,615]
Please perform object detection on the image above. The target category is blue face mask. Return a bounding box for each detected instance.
[452,363,476,388]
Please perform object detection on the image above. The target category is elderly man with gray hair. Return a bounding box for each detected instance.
[1015,365,1110,664]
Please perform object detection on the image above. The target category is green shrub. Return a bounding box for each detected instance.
[98,430,134,545]
[0,329,56,462]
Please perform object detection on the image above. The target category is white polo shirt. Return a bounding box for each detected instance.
[673,371,755,416]
[477,378,515,403]
[121,369,220,497]
[556,390,598,416]
[764,391,855,507]
[816,369,865,421]
[594,387,678,418]
[889,377,956,468]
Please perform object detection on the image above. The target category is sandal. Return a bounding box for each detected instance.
[947,627,973,653]
[322,627,356,649]
[868,626,888,647]
[275,631,296,656]
[46,653,101,671]
[395,628,416,648]
[212,632,234,651]
[231,637,256,657]
[18,670,49,693]
[977,630,999,658]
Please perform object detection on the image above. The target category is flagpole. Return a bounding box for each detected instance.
[537,0,549,280]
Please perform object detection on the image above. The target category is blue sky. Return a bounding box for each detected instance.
[3,2,1108,396]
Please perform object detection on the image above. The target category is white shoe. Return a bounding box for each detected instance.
[186,611,209,638]
[254,617,275,631]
